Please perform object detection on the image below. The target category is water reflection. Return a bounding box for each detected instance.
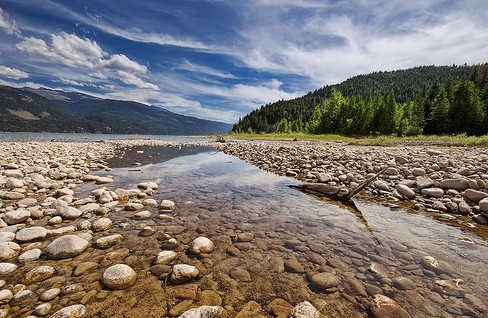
[78,146,487,317]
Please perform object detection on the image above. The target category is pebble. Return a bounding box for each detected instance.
[18,248,41,262]
[34,303,52,316]
[0,289,13,304]
[308,272,340,291]
[370,294,411,318]
[24,265,55,283]
[40,288,61,301]
[0,263,17,275]
[134,210,152,219]
[102,264,137,290]
[289,301,319,318]
[178,306,223,318]
[4,209,30,225]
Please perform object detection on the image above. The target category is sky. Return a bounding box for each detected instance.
[0,0,486,124]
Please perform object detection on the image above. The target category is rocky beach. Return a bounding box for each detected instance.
[0,138,487,318]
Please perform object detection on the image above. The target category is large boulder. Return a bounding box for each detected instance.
[463,189,488,203]
[44,235,89,259]
[439,178,469,191]
[102,264,136,290]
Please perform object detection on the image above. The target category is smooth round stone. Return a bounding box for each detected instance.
[102,264,136,290]
[0,263,17,275]
[18,248,42,262]
[0,242,20,260]
[171,264,199,283]
[309,272,340,290]
[96,234,122,248]
[48,216,63,225]
[154,251,177,265]
[40,287,61,301]
[44,235,89,259]
[73,262,98,276]
[0,289,13,304]
[125,203,144,211]
[25,265,55,283]
[4,209,30,225]
[35,303,52,316]
[11,289,36,306]
[290,301,319,318]
[160,200,175,210]
[179,306,223,318]
[392,277,416,290]
[56,204,82,220]
[134,210,152,219]
[15,226,47,242]
[49,304,86,318]
[143,199,158,207]
[190,237,214,254]
[0,232,14,243]
[92,218,112,232]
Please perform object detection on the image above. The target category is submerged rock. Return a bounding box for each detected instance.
[178,306,223,318]
[289,301,319,318]
[190,237,214,254]
[44,235,89,259]
[171,264,199,283]
[49,304,86,318]
[102,264,136,290]
[370,294,411,318]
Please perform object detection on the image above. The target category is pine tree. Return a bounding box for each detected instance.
[449,81,483,135]
[430,87,450,134]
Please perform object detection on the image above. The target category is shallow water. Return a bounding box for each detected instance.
[49,146,488,317]
[0,132,205,142]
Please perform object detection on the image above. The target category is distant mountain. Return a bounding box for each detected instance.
[0,86,232,135]
[232,64,476,133]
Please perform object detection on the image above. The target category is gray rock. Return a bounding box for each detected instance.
[432,201,447,212]
[392,277,416,290]
[15,226,47,242]
[44,235,89,259]
[40,287,61,301]
[96,234,122,248]
[34,303,52,316]
[463,189,488,203]
[4,209,30,225]
[56,202,82,220]
[102,264,136,290]
[412,168,426,176]
[480,197,488,214]
[92,218,112,232]
[18,248,41,262]
[308,272,340,290]
[395,184,415,199]
[416,176,434,190]
[439,178,469,191]
[0,232,14,243]
[421,188,444,198]
[154,251,177,265]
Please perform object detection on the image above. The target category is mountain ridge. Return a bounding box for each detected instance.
[0,85,232,135]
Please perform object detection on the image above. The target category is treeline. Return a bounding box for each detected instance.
[232,64,481,134]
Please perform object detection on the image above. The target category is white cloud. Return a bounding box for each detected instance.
[0,8,20,36]
[0,78,50,89]
[0,65,29,80]
[177,59,237,79]
[16,32,158,90]
[117,71,158,90]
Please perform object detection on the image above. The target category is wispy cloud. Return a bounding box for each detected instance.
[177,59,237,79]
[0,65,29,80]
[0,7,20,36]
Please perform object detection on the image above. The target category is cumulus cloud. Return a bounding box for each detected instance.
[16,32,158,90]
[0,8,20,36]
[0,65,29,80]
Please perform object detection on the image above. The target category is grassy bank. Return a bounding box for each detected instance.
[204,133,488,147]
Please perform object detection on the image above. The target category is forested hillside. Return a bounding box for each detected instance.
[232,64,482,134]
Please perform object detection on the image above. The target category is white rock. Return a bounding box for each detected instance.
[171,264,199,283]
[0,289,12,304]
[134,210,152,219]
[6,178,23,189]
[0,263,17,275]
[289,301,320,318]
[178,306,223,318]
[190,237,214,254]
[395,184,415,199]
[35,303,52,316]
[18,248,41,262]
[40,287,60,301]
[56,203,82,220]
[0,232,14,243]
[154,251,177,265]
[102,264,136,290]
[0,242,20,260]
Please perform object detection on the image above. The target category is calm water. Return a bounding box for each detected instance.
[44,146,488,317]
[0,132,205,142]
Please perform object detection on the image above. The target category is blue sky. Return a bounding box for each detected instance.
[0,0,486,123]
